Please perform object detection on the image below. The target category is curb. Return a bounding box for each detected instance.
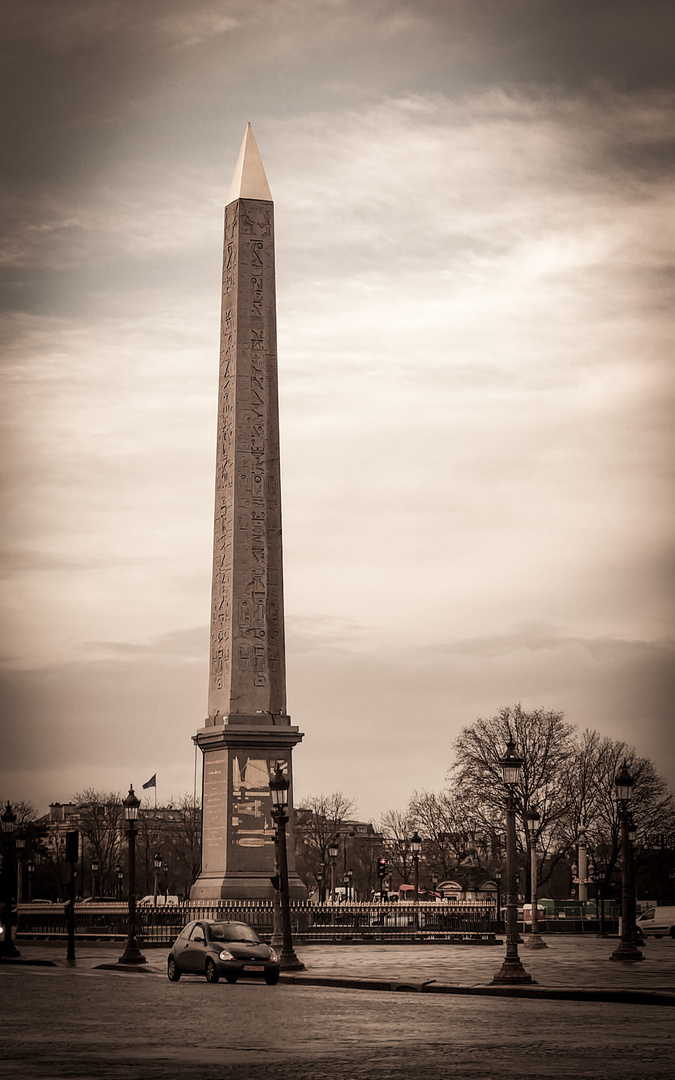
[279,972,675,1006]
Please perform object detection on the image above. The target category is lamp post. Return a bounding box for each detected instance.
[152,852,162,907]
[118,785,146,965]
[15,834,25,903]
[524,808,547,949]
[577,825,588,902]
[594,860,608,937]
[494,867,503,925]
[316,869,324,904]
[269,765,305,971]
[492,739,535,985]
[610,763,644,963]
[91,860,99,901]
[1,802,20,959]
[27,859,35,903]
[344,869,353,903]
[410,832,422,901]
[328,838,339,905]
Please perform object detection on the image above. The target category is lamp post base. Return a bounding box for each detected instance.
[491,956,537,984]
[279,948,305,971]
[0,941,21,960]
[118,943,147,965]
[610,941,644,963]
[523,932,548,949]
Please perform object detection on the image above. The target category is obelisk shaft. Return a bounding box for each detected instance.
[209,189,287,723]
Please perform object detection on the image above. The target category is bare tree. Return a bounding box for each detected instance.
[560,732,675,893]
[378,808,416,885]
[449,704,575,894]
[163,794,202,896]
[72,789,124,893]
[295,792,357,890]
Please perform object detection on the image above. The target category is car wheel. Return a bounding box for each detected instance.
[167,957,181,982]
[265,971,280,986]
[205,958,220,983]
[225,974,238,984]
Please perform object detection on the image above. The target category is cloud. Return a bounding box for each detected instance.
[1,618,672,821]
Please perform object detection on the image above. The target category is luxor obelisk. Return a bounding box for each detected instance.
[190,125,305,900]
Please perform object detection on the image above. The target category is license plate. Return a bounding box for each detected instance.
[243,965,264,972]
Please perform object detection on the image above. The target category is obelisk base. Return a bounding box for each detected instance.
[190,722,307,902]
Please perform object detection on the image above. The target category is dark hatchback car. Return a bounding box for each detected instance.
[167,920,280,985]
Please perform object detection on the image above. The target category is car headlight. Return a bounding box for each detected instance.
[219,949,235,961]
[268,949,278,963]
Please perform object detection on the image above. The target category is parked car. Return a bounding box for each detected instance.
[138,895,181,907]
[636,905,675,938]
[167,920,280,985]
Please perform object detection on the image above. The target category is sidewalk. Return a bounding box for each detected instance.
[5,935,675,1004]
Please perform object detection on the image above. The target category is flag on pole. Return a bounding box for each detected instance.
[142,774,156,790]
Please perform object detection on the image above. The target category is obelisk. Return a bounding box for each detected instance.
[190,125,305,900]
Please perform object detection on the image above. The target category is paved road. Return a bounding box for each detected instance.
[1,938,674,1079]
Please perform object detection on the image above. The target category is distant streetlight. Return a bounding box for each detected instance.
[524,808,547,949]
[269,765,305,971]
[15,834,25,904]
[118,786,146,965]
[1,802,20,958]
[91,860,99,901]
[492,739,535,985]
[328,838,339,905]
[344,869,353,903]
[410,832,422,902]
[494,867,503,924]
[610,763,644,963]
[27,859,35,903]
[153,852,162,907]
[116,866,124,902]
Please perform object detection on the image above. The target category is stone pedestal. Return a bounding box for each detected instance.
[191,720,305,900]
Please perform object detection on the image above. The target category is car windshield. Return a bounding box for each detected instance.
[208,923,261,944]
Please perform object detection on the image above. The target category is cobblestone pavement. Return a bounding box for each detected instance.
[1,951,674,1080]
[0,937,673,1079]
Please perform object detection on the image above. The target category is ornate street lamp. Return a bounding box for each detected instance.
[610,763,644,963]
[316,869,324,904]
[410,832,422,902]
[1,801,20,958]
[494,867,503,924]
[153,851,162,907]
[344,869,353,903]
[524,808,547,949]
[118,785,146,965]
[328,837,340,905]
[15,834,25,904]
[116,865,124,902]
[492,739,535,985]
[269,765,305,971]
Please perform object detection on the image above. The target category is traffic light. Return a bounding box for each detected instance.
[377,857,388,879]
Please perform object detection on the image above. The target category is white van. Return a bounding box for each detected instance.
[636,905,675,938]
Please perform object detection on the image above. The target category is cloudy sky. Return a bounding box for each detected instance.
[1,0,674,822]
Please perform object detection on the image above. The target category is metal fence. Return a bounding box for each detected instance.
[17,901,500,945]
